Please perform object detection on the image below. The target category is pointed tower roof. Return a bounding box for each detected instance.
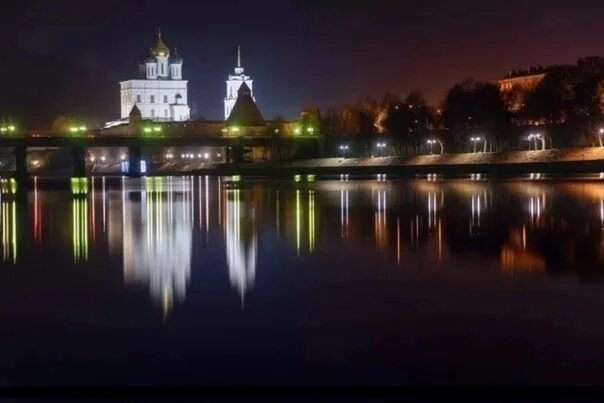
[226,82,264,126]
[129,104,142,119]
[234,45,244,75]
[151,28,170,57]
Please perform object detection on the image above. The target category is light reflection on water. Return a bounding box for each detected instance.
[3,177,604,313]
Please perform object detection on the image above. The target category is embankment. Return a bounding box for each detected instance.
[190,147,604,177]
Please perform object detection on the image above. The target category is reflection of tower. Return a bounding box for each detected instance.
[123,177,193,316]
[225,189,257,304]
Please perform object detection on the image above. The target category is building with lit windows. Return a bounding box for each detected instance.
[119,30,190,122]
[498,68,547,113]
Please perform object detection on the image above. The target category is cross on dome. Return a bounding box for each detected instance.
[152,28,170,57]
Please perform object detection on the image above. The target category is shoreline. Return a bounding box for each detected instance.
[191,148,604,177]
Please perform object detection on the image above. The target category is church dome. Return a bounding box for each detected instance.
[151,30,170,57]
[169,49,183,64]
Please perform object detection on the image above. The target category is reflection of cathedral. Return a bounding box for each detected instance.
[225,189,257,303]
[122,178,193,314]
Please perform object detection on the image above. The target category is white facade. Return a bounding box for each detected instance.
[224,46,254,120]
[120,31,190,122]
[120,80,190,121]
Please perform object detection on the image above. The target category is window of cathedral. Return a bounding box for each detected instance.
[151,109,155,117]
[136,95,141,103]
[164,109,168,117]
[150,95,155,103]
[164,95,168,103]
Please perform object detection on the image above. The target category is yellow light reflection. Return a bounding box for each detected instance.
[374,189,387,249]
[72,195,88,263]
[1,195,17,263]
[308,190,315,252]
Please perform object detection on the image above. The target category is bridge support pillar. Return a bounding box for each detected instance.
[128,146,142,178]
[228,145,244,164]
[13,146,27,180]
[71,147,86,177]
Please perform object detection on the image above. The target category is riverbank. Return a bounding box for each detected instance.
[190,147,604,177]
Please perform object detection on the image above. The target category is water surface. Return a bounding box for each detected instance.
[1,176,604,386]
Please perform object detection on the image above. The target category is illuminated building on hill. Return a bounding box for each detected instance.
[119,30,190,122]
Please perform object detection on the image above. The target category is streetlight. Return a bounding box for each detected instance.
[307,127,315,135]
[470,136,482,153]
[598,128,603,147]
[144,125,161,134]
[0,124,16,134]
[427,138,444,155]
[68,125,87,134]
[339,144,349,158]
[535,133,545,150]
[375,142,387,157]
[426,139,436,154]
[528,132,545,150]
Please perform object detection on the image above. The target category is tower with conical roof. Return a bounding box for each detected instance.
[226,82,264,127]
[224,45,254,120]
[119,29,190,122]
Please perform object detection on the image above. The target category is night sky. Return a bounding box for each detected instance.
[3,0,604,127]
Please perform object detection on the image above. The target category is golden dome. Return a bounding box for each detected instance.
[151,29,170,57]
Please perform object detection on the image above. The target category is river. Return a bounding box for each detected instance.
[0,176,604,386]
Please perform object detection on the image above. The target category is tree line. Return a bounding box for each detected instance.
[318,56,604,156]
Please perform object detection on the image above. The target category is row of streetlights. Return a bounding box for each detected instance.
[88,151,222,163]
[0,125,16,134]
[339,133,553,158]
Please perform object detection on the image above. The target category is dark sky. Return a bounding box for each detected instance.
[3,0,604,127]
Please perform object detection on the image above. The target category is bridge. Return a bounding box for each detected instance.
[0,130,320,178]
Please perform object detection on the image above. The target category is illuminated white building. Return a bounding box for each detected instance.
[224,46,254,120]
[119,30,190,122]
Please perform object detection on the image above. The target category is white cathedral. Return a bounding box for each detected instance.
[224,46,255,120]
[119,30,190,122]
